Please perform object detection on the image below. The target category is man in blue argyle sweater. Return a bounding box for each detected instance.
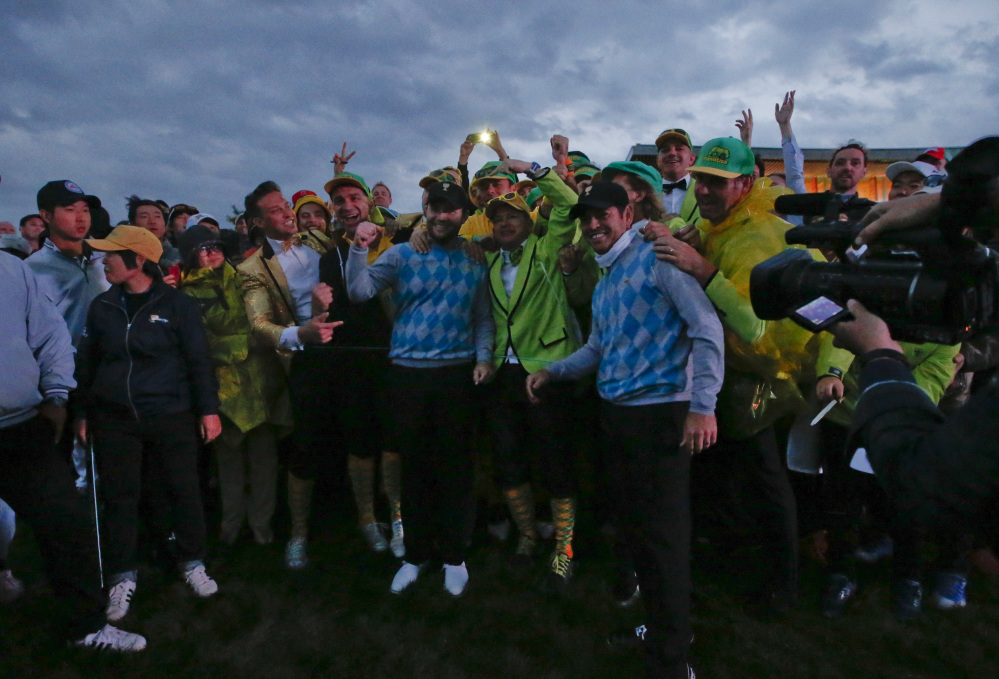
[527,181,724,679]
[347,181,495,598]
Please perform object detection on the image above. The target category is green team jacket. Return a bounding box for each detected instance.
[487,170,582,373]
[826,340,960,428]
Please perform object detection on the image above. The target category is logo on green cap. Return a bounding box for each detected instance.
[704,146,730,166]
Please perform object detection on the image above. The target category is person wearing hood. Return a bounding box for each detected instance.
[178,225,287,547]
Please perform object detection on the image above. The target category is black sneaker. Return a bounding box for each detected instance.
[612,567,640,607]
[511,534,537,568]
[820,573,858,618]
[606,623,648,649]
[892,578,923,621]
[544,551,574,593]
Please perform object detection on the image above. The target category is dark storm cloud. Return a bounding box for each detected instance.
[1,1,996,222]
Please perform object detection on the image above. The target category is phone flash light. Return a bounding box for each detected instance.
[479,132,492,142]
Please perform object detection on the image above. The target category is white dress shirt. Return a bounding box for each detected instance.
[267,236,322,351]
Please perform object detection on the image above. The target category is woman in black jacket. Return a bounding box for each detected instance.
[73,225,222,622]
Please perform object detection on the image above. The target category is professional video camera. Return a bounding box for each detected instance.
[750,137,999,345]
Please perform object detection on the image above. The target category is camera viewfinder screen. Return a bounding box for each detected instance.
[796,297,844,325]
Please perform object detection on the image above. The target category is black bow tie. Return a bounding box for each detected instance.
[663,179,687,193]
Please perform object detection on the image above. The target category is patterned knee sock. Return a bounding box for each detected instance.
[551,497,576,559]
[381,451,403,524]
[348,455,377,527]
[503,483,538,541]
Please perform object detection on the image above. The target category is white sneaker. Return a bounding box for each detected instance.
[362,522,389,553]
[183,565,218,597]
[285,537,309,569]
[443,562,469,597]
[390,520,405,558]
[74,623,146,652]
[0,569,25,604]
[106,580,136,622]
[390,561,425,594]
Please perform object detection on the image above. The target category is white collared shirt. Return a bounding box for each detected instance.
[662,173,692,215]
[499,248,520,364]
[267,236,321,351]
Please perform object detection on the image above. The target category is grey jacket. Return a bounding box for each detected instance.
[26,239,110,347]
[0,252,76,428]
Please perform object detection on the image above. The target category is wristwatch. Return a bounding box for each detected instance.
[527,162,549,181]
[43,395,69,409]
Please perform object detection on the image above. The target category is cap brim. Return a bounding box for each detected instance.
[325,177,368,196]
[84,237,129,252]
[655,133,691,150]
[690,167,742,179]
[471,174,516,189]
[569,200,621,220]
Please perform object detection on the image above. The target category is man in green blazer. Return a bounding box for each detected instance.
[482,159,583,592]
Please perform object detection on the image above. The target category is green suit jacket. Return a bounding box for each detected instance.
[487,171,582,373]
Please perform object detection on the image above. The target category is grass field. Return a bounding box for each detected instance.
[2,475,997,679]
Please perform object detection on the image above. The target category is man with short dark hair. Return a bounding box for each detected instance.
[237,180,340,569]
[347,180,494,598]
[128,197,181,266]
[528,180,723,679]
[19,214,45,252]
[827,141,868,197]
[654,137,854,613]
[27,180,109,347]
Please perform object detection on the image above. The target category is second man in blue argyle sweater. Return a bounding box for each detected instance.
[527,181,724,679]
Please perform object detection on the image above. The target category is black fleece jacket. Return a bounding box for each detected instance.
[75,278,220,419]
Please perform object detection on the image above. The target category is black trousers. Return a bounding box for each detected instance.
[0,415,105,638]
[92,409,206,577]
[698,425,799,595]
[601,401,691,679]
[287,348,389,480]
[490,362,577,497]
[388,363,478,565]
[820,420,971,579]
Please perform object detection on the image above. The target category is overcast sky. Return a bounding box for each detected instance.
[2,0,996,224]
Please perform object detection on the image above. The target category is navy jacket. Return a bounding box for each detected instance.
[75,279,220,419]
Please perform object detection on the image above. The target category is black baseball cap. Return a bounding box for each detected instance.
[426,180,472,212]
[569,181,630,220]
[37,180,90,211]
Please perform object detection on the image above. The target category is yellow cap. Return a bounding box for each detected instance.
[86,224,164,263]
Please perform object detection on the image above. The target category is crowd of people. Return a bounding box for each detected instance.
[1,91,994,679]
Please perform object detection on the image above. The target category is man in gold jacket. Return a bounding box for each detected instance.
[237,180,341,570]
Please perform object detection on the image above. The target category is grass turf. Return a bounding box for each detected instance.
[1,483,997,679]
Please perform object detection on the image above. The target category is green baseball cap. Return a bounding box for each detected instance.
[601,161,663,196]
[324,171,371,198]
[572,163,600,179]
[689,137,755,179]
[471,161,517,188]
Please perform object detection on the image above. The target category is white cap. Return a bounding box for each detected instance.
[186,213,220,229]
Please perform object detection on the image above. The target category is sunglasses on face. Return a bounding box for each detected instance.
[197,243,223,254]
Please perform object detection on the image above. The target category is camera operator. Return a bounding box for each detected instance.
[829,189,999,548]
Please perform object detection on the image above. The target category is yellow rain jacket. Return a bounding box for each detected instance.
[700,184,855,423]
